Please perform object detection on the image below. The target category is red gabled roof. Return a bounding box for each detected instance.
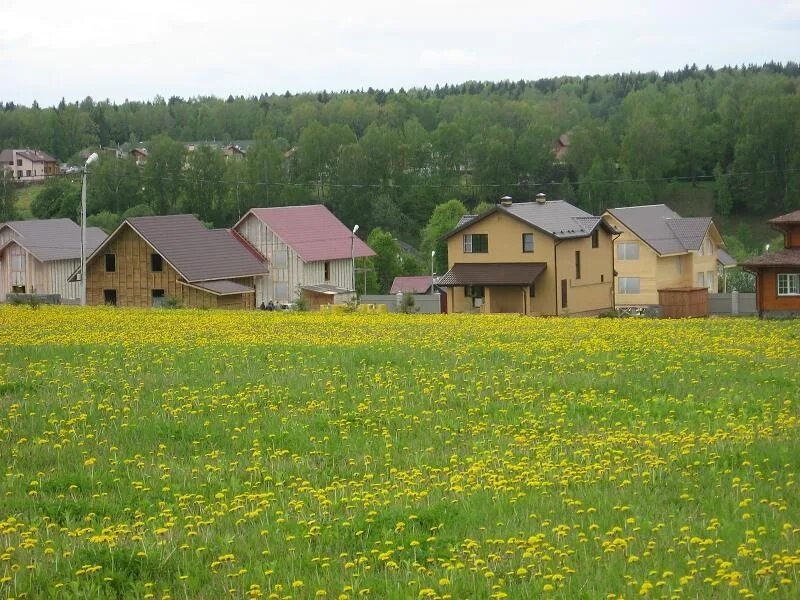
[240,204,375,262]
[390,276,434,294]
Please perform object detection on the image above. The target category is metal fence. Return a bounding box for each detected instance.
[708,292,757,316]
[360,293,443,314]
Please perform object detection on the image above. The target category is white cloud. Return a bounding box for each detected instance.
[0,0,798,105]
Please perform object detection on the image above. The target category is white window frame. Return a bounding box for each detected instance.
[617,277,640,294]
[777,273,800,296]
[616,242,640,260]
[696,272,705,287]
[522,233,534,253]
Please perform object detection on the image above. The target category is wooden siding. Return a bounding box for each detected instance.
[756,267,800,313]
[787,226,800,248]
[235,213,356,305]
[85,224,254,309]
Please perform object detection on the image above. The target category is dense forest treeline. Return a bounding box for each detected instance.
[1,63,799,268]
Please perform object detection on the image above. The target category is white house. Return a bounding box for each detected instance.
[233,205,374,307]
[0,219,107,301]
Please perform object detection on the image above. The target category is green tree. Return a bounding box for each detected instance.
[183,145,226,223]
[87,210,120,233]
[142,134,185,214]
[30,177,80,220]
[713,163,733,215]
[366,227,401,294]
[421,199,467,274]
[88,154,141,215]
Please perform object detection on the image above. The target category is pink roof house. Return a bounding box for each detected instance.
[233,204,374,306]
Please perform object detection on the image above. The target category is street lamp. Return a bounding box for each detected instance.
[80,152,99,306]
[351,224,359,300]
[431,250,436,294]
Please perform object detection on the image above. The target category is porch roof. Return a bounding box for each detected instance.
[438,262,546,286]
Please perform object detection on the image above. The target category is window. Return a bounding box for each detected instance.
[152,289,165,307]
[696,272,705,288]
[25,170,31,177]
[561,279,568,308]
[16,159,21,166]
[103,289,117,306]
[777,273,800,296]
[463,233,488,253]
[324,261,331,281]
[575,251,581,280]
[592,229,599,248]
[105,253,116,272]
[706,271,715,292]
[616,242,639,260]
[618,277,640,294]
[16,170,22,178]
[11,285,25,293]
[464,285,485,308]
[151,253,163,272]
[522,233,534,253]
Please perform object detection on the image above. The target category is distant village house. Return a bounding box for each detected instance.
[0,149,59,181]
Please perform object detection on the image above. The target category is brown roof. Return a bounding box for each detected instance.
[768,210,800,226]
[741,248,800,269]
[181,280,255,295]
[438,262,546,286]
[126,215,267,281]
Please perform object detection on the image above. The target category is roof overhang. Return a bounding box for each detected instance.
[178,280,255,296]
[301,284,354,295]
[438,262,547,287]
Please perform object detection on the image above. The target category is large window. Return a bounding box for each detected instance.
[105,253,116,272]
[618,277,640,294]
[522,233,534,253]
[463,233,488,253]
[778,273,800,296]
[616,242,639,260]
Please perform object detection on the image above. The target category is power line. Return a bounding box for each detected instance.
[23,166,800,190]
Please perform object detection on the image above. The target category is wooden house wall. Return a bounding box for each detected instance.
[86,224,216,308]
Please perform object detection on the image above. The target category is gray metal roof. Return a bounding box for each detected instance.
[445,200,613,241]
[0,219,106,261]
[717,248,737,268]
[606,205,713,255]
[126,214,268,282]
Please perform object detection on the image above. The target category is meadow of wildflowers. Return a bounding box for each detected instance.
[0,306,799,599]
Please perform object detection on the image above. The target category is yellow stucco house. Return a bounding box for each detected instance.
[602,205,736,306]
[439,195,617,316]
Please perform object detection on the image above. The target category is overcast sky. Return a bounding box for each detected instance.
[2,0,799,106]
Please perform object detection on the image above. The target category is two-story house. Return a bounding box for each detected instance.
[742,209,800,317]
[233,204,374,308]
[603,205,733,306]
[439,195,617,316]
[0,149,59,181]
[73,214,267,309]
[0,219,106,301]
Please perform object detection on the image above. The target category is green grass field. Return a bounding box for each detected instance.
[1,307,799,599]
